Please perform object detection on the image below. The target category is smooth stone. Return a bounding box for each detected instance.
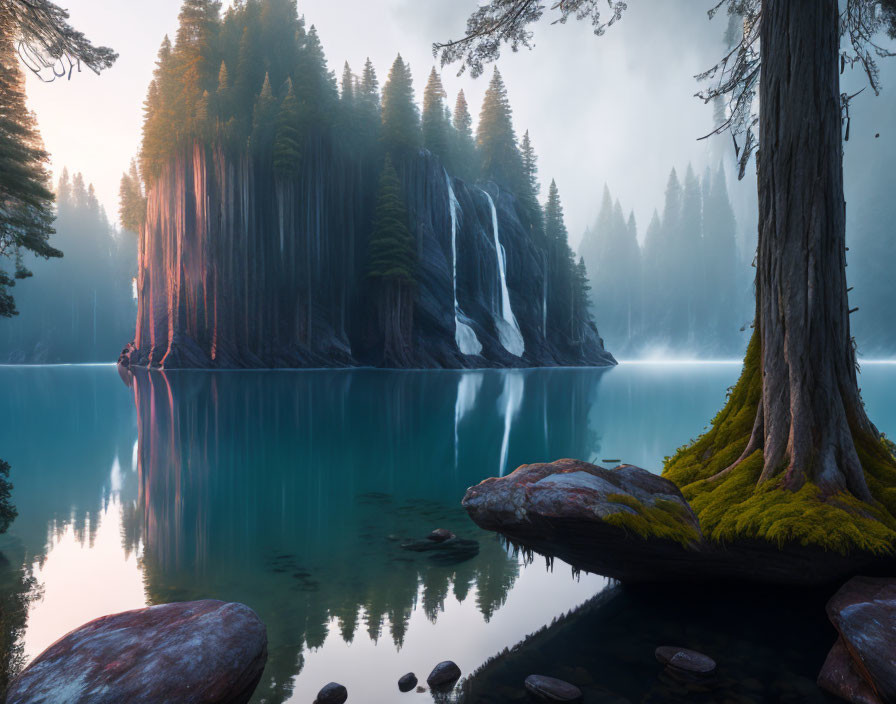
[655,646,716,676]
[427,661,461,690]
[314,682,347,704]
[818,636,882,704]
[6,600,267,704]
[398,672,418,692]
[524,674,583,701]
[427,528,455,543]
[825,576,896,702]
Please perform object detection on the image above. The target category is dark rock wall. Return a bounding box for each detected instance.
[125,143,615,369]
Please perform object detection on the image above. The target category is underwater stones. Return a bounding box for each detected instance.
[819,576,896,703]
[427,528,455,543]
[655,646,717,677]
[6,600,267,704]
[314,682,348,704]
[524,674,583,701]
[398,672,418,692]
[426,661,462,690]
[400,533,479,566]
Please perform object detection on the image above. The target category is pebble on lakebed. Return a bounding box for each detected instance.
[655,646,717,677]
[524,674,583,701]
[314,681,348,704]
[398,672,418,692]
[427,661,462,690]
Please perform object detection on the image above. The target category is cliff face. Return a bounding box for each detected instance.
[124,144,615,369]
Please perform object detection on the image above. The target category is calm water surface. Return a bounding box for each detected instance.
[1,362,895,702]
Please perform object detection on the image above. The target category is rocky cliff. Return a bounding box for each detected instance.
[122,144,615,369]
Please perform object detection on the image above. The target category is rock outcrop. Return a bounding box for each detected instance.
[122,146,614,370]
[463,459,896,585]
[818,577,896,703]
[6,600,267,704]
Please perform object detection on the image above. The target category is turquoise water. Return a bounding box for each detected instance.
[0,362,894,702]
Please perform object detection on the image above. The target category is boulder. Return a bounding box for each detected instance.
[398,672,418,692]
[524,674,583,701]
[463,459,896,585]
[655,646,717,677]
[314,682,348,704]
[821,576,896,702]
[427,661,462,690]
[818,637,882,704]
[6,600,267,704]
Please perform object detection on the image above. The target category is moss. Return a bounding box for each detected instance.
[603,493,701,547]
[663,331,896,556]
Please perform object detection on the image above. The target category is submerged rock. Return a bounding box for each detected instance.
[427,661,462,690]
[655,646,717,677]
[6,600,267,704]
[427,528,455,543]
[820,576,896,703]
[524,674,583,701]
[398,672,418,692]
[401,534,479,566]
[314,682,348,704]
[463,459,896,585]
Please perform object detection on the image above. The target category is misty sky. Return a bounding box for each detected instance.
[22,0,894,247]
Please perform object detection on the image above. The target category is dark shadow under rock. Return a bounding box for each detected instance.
[457,582,841,703]
[463,459,896,586]
[401,535,479,566]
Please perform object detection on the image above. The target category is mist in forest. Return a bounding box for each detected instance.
[9,0,896,362]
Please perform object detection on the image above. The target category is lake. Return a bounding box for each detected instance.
[1,361,894,702]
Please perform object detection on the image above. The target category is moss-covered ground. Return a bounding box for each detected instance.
[662,333,896,555]
[603,493,702,547]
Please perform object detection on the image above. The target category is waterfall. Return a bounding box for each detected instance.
[498,372,525,476]
[484,191,525,357]
[446,172,482,356]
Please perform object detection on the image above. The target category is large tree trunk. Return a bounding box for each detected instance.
[748,0,876,500]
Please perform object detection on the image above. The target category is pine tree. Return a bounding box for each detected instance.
[422,67,451,161]
[367,157,416,285]
[173,0,222,132]
[119,160,147,234]
[448,90,478,182]
[250,72,277,156]
[544,179,569,246]
[518,130,542,221]
[273,79,301,176]
[476,68,524,192]
[0,30,60,317]
[381,54,420,160]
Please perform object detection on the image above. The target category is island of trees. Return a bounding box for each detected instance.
[118,0,613,370]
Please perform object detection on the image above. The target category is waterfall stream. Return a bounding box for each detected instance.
[484,191,525,357]
[446,172,483,356]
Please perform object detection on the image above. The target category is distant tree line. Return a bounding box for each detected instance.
[579,164,749,357]
[0,170,136,363]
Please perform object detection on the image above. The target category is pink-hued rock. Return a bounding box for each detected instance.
[7,600,267,704]
[818,637,882,704]
[822,577,896,703]
[462,459,896,585]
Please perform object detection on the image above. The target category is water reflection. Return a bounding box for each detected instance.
[13,362,892,702]
[124,368,608,701]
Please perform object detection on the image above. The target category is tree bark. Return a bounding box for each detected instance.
[751,0,876,500]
